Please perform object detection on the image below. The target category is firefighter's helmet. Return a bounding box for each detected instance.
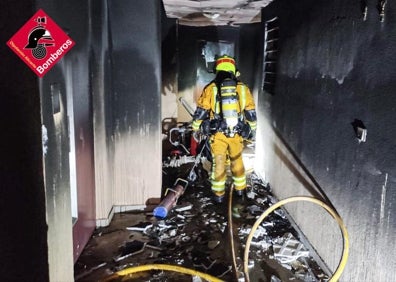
[215,55,236,75]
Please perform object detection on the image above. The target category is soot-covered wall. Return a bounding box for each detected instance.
[36,0,96,277]
[173,24,261,123]
[260,0,396,280]
[107,0,162,209]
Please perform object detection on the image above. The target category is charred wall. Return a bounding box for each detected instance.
[90,0,114,227]
[239,23,263,93]
[107,0,162,207]
[1,0,162,279]
[36,0,96,277]
[257,0,396,280]
[171,24,261,122]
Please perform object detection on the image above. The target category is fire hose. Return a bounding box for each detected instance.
[106,195,349,282]
[243,196,349,282]
[106,94,349,281]
[103,263,224,282]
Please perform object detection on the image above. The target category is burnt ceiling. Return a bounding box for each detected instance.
[162,0,274,26]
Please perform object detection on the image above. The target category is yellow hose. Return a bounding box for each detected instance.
[104,197,348,282]
[106,263,224,282]
[243,196,349,282]
[228,184,239,280]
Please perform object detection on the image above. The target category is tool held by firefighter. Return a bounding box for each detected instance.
[187,135,209,182]
[191,55,257,203]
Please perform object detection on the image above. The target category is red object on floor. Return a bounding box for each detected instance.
[190,136,198,156]
[171,149,182,156]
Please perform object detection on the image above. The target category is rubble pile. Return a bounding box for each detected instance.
[75,168,329,281]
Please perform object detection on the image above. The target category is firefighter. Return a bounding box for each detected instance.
[192,55,257,203]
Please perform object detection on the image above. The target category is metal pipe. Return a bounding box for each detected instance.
[153,178,189,219]
[178,97,195,117]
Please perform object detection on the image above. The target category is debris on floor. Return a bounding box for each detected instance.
[75,123,329,281]
[74,167,329,281]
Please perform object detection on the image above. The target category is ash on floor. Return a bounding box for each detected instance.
[74,164,329,282]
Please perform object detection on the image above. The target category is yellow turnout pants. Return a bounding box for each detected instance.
[210,132,246,196]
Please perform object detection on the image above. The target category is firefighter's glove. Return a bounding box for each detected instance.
[210,119,221,133]
[240,122,252,139]
[200,119,211,136]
